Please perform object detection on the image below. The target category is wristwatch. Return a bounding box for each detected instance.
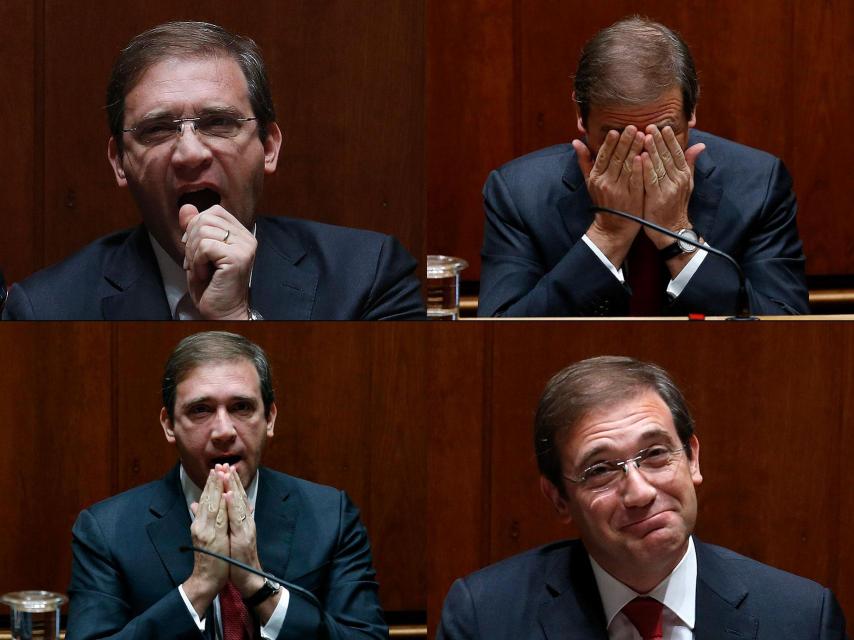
[243,576,281,608]
[659,228,699,260]
[247,307,264,321]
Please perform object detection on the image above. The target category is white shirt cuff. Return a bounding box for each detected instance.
[178,584,206,631]
[582,234,625,283]
[666,244,709,298]
[260,587,291,639]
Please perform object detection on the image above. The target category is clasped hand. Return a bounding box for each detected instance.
[179,205,257,320]
[573,124,706,264]
[185,464,263,612]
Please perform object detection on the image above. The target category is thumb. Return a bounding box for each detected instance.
[572,139,593,179]
[685,143,706,172]
[179,204,200,233]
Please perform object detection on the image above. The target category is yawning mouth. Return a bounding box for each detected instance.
[209,454,242,468]
[178,188,221,213]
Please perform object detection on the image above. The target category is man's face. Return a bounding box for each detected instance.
[108,56,282,263]
[160,358,276,491]
[542,389,702,589]
[576,86,696,156]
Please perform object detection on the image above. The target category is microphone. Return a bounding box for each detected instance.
[178,545,322,610]
[589,206,755,320]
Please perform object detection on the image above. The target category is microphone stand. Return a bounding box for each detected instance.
[589,206,756,320]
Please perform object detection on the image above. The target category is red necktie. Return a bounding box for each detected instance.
[627,233,664,316]
[622,596,664,640]
[220,581,254,640]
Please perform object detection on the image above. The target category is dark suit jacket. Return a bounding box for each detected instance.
[478,130,809,317]
[2,216,424,320]
[437,538,848,639]
[66,465,387,640]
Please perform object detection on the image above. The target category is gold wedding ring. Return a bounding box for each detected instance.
[223,229,231,243]
[239,514,248,522]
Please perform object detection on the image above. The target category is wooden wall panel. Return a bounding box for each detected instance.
[0,324,113,599]
[427,1,853,280]
[0,1,37,284]
[0,323,425,615]
[5,1,424,287]
[427,322,854,636]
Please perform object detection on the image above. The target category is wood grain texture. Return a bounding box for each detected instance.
[428,322,854,633]
[13,1,424,286]
[426,0,853,279]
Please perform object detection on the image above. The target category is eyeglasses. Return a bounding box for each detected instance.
[563,444,688,493]
[122,113,257,147]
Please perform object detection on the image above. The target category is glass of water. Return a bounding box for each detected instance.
[426,255,469,320]
[0,591,67,640]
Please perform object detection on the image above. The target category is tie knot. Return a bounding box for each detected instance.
[621,597,664,640]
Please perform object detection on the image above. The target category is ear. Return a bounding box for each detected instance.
[540,475,574,525]
[572,91,587,136]
[160,407,176,444]
[262,123,283,175]
[107,137,128,187]
[688,435,702,486]
[265,401,277,438]
[687,108,697,129]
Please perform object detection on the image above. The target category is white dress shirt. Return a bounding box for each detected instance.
[176,466,290,639]
[590,537,697,639]
[582,233,708,300]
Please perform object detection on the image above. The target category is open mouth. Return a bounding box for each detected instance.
[177,188,221,213]
[209,454,242,468]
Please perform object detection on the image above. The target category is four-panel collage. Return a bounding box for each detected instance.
[1,2,851,639]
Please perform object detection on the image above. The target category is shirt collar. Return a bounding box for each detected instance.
[590,536,697,630]
[179,464,260,519]
[148,224,258,320]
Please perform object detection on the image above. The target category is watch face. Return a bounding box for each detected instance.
[677,229,699,253]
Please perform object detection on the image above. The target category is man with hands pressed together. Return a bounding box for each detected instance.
[478,16,808,317]
[3,21,423,320]
[67,331,386,638]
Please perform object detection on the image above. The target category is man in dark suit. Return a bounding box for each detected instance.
[67,331,386,639]
[478,17,808,317]
[437,356,848,639]
[2,21,423,320]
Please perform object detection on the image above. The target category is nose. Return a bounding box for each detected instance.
[171,122,213,172]
[210,407,237,443]
[620,462,657,508]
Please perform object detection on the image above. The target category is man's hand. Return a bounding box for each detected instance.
[574,126,645,267]
[179,205,257,320]
[641,125,705,249]
[183,469,230,617]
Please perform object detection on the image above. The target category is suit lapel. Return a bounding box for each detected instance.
[687,132,723,243]
[539,542,609,640]
[145,466,195,587]
[253,467,299,581]
[694,541,758,639]
[558,152,595,244]
[250,218,319,320]
[100,226,172,319]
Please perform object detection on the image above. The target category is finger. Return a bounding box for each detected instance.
[606,126,639,181]
[650,126,675,178]
[591,130,619,177]
[629,154,643,195]
[620,130,645,182]
[195,470,216,524]
[644,127,667,179]
[572,139,594,179]
[229,466,250,504]
[179,204,199,237]
[215,493,228,530]
[684,142,706,173]
[661,126,687,171]
[642,151,661,193]
[225,490,250,529]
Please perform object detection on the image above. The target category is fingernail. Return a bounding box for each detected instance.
[181,232,187,243]
[182,258,188,270]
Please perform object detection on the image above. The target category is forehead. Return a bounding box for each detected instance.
[588,87,685,131]
[176,358,261,398]
[124,56,251,118]
[563,390,677,462]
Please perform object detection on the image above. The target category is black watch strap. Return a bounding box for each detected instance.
[659,241,683,261]
[243,577,281,608]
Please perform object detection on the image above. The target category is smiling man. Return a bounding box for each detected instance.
[67,331,386,639]
[437,356,847,639]
[3,21,424,320]
[478,16,808,317]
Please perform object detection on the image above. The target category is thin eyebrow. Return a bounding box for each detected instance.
[576,427,674,470]
[137,105,242,121]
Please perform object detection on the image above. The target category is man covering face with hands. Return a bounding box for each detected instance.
[478,16,808,317]
[67,332,386,639]
[3,21,424,320]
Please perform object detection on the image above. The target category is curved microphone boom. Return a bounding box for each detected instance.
[589,206,755,320]
[179,545,322,610]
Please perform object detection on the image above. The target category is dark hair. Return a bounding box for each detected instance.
[573,16,699,127]
[534,356,694,495]
[107,21,276,153]
[162,331,275,421]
